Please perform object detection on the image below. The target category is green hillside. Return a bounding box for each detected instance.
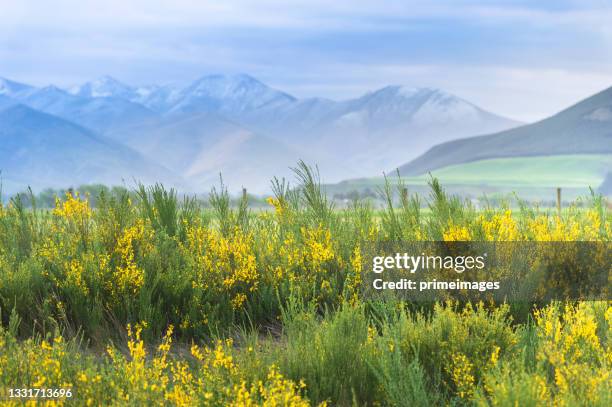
[397,86,612,176]
[330,155,612,201]
[423,155,611,187]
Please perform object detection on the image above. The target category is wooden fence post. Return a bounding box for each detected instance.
[556,187,561,214]
[401,187,408,204]
[242,187,247,201]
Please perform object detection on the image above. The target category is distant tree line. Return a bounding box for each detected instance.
[5,184,273,209]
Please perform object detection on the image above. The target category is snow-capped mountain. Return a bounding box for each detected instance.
[136,84,182,112]
[67,76,173,112]
[66,74,296,115]
[166,74,296,116]
[69,75,137,100]
[0,73,522,193]
[23,85,81,111]
[397,85,612,176]
[224,85,521,175]
[12,85,158,134]
[340,86,498,127]
[322,86,521,173]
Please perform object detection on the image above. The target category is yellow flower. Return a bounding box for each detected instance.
[490,346,500,366]
[266,196,285,216]
[448,352,475,399]
[53,191,91,219]
[443,223,472,241]
[111,220,148,297]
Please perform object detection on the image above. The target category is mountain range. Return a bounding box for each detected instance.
[397,86,612,176]
[326,84,611,200]
[0,74,522,194]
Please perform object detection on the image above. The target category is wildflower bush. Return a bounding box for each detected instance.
[0,164,610,405]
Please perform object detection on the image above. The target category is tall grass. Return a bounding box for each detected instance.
[0,165,609,405]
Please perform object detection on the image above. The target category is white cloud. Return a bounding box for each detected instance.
[2,0,610,31]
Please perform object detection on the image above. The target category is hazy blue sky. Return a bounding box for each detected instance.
[1,0,611,121]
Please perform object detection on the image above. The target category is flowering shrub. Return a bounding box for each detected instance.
[0,176,609,405]
[0,324,315,406]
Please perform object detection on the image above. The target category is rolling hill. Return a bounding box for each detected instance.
[0,105,183,193]
[109,112,317,192]
[397,86,612,176]
[418,155,611,188]
[330,155,611,201]
[331,85,612,200]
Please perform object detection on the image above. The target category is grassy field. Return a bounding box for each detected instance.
[0,166,610,406]
[423,154,611,187]
[331,154,611,202]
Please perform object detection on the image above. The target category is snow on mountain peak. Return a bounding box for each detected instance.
[188,74,278,97]
[387,86,453,100]
[0,78,11,95]
[361,85,448,104]
[40,85,66,93]
[92,75,127,88]
[396,86,420,98]
[338,84,486,129]
[70,76,135,99]
[60,73,297,114]
[0,72,524,193]
[135,85,158,98]
[169,73,296,114]
[0,77,34,97]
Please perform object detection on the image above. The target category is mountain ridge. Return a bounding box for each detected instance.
[1,73,523,192]
[396,86,612,176]
[0,104,184,192]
